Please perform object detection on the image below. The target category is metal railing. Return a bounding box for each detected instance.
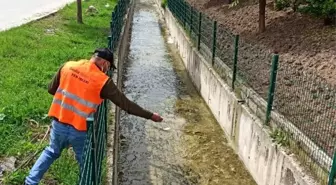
[78,0,131,184]
[167,0,336,184]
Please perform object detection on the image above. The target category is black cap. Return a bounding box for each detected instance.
[94,48,116,70]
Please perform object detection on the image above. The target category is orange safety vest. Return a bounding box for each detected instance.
[48,60,109,131]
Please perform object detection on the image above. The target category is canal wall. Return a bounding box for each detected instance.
[107,1,135,184]
[157,2,319,185]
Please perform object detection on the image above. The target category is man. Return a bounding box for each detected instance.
[24,48,163,185]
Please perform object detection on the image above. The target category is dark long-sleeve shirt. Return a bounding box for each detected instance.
[48,64,153,120]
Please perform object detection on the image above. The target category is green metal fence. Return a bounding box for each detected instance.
[78,0,131,184]
[167,0,336,184]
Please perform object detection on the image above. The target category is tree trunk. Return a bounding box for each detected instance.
[323,17,332,26]
[259,0,266,33]
[77,0,83,24]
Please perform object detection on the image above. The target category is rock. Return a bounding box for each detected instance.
[86,5,98,15]
[0,157,16,177]
[179,95,191,100]
[45,28,55,34]
[163,127,171,131]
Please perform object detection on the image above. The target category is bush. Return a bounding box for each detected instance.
[274,0,305,11]
[274,0,291,10]
[300,0,336,25]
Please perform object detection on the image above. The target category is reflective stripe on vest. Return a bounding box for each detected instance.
[52,98,93,118]
[56,88,99,109]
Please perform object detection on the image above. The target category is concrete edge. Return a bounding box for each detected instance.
[163,6,320,185]
[160,0,331,178]
[108,1,135,185]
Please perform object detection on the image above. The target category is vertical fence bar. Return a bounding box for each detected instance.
[232,35,239,89]
[183,0,186,27]
[211,21,217,65]
[79,0,131,183]
[265,54,279,125]
[91,118,98,185]
[108,36,112,50]
[110,20,113,31]
[111,12,115,49]
[177,0,180,23]
[197,12,202,51]
[189,6,192,35]
[328,152,336,185]
[181,0,184,25]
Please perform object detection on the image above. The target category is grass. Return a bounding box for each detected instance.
[0,0,117,184]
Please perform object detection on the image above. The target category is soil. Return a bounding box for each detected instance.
[186,0,336,84]
[184,0,336,168]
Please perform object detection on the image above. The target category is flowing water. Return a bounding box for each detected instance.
[117,0,257,184]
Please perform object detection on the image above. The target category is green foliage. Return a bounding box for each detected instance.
[161,0,167,8]
[270,128,290,147]
[0,0,116,184]
[300,0,336,22]
[274,0,291,10]
[2,168,28,185]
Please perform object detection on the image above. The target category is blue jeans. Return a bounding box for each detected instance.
[25,120,87,185]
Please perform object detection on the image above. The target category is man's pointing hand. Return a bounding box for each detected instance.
[151,113,163,122]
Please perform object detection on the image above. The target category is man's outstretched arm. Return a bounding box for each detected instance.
[100,78,163,122]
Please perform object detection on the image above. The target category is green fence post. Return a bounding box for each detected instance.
[265,54,279,125]
[232,35,239,89]
[189,5,192,35]
[177,0,180,22]
[211,21,217,65]
[181,0,184,26]
[83,116,95,185]
[329,152,336,185]
[197,12,202,51]
[89,116,98,185]
[183,1,186,28]
[108,36,112,50]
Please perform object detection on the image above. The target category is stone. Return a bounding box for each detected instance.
[0,157,16,177]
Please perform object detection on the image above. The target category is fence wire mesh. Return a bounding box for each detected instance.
[274,65,336,183]
[216,24,235,68]
[237,38,272,99]
[78,0,131,184]
[189,7,199,45]
[167,0,336,184]
[199,15,213,63]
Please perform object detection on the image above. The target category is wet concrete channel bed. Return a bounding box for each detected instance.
[116,0,257,184]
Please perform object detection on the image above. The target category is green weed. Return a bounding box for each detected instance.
[161,0,167,8]
[270,128,290,147]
